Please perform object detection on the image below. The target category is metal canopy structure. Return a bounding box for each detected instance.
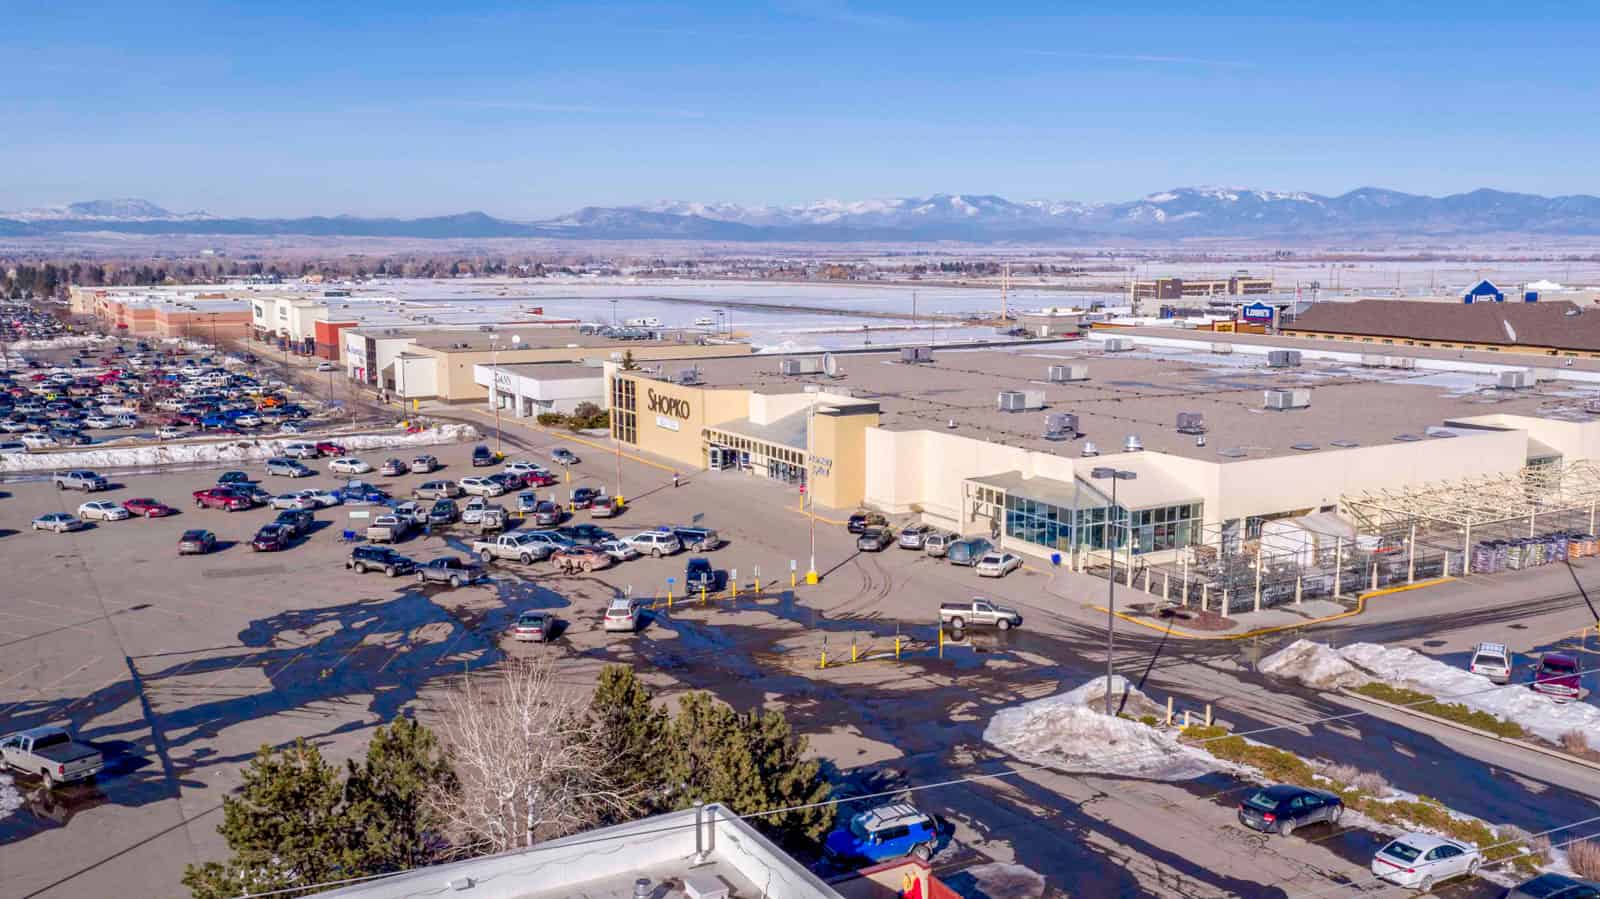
[1342,460,1600,546]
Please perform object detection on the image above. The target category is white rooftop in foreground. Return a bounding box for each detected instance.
[315,804,842,899]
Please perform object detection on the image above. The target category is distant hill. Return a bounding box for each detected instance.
[7,186,1600,241]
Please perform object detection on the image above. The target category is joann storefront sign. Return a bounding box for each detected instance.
[646,388,691,420]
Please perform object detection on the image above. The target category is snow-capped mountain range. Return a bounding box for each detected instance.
[7,186,1600,241]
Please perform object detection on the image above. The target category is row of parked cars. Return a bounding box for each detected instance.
[849,514,1024,578]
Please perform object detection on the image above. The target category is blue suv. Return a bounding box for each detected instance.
[823,803,938,864]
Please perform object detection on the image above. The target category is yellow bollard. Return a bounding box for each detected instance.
[731,579,738,599]
[851,638,858,663]
[667,589,673,608]
[791,571,797,588]
[755,575,761,593]
[701,585,708,606]
[819,647,827,669]
[938,627,945,658]
[805,570,818,585]
[895,634,902,660]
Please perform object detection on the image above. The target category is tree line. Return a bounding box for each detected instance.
[183,660,833,899]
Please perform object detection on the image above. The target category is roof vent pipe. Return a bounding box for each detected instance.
[1124,434,1144,452]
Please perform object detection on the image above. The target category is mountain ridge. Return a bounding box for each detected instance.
[7,186,1600,241]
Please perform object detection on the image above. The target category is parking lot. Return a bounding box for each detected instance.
[2,397,1590,897]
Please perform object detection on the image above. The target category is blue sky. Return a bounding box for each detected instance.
[5,1,1598,217]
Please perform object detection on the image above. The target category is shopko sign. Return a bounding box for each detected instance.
[646,388,691,420]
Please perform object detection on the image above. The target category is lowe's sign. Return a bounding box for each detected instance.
[1241,302,1275,323]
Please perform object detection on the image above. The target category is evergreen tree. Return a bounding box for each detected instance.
[588,665,669,816]
[620,350,638,371]
[344,717,455,872]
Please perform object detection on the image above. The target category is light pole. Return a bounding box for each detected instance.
[1090,466,1137,716]
[489,337,502,456]
[806,398,817,579]
[610,299,618,327]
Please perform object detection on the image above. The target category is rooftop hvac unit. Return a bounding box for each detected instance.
[1264,388,1311,410]
[1498,370,1535,390]
[676,367,702,385]
[900,346,933,364]
[1387,356,1417,369]
[1123,434,1144,452]
[780,357,822,375]
[1047,364,1088,382]
[1043,413,1078,441]
[1267,350,1302,368]
[998,390,1045,412]
[1211,343,1235,355]
[1102,337,1135,352]
[1176,412,1206,434]
[1361,354,1387,367]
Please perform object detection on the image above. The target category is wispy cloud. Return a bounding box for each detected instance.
[771,0,908,30]
[1020,49,1254,69]
[443,99,706,120]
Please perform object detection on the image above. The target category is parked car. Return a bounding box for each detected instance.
[946,537,993,567]
[488,471,526,492]
[338,480,390,505]
[532,501,564,526]
[823,803,939,864]
[416,556,485,588]
[551,447,580,465]
[265,458,314,478]
[510,610,554,643]
[856,527,893,552]
[346,545,416,577]
[366,515,414,544]
[251,524,290,552]
[685,557,726,591]
[428,499,460,525]
[1370,833,1481,892]
[271,493,317,511]
[596,538,639,562]
[194,487,251,511]
[516,491,541,516]
[1237,785,1343,837]
[32,512,86,533]
[217,470,253,485]
[524,470,559,487]
[590,495,618,517]
[282,441,320,459]
[471,444,495,467]
[122,497,176,518]
[923,532,956,557]
[1,726,104,788]
[472,532,556,564]
[316,360,335,372]
[939,599,1022,630]
[1468,641,1513,684]
[1506,873,1600,899]
[413,479,462,500]
[552,545,613,573]
[315,441,348,456]
[273,509,314,538]
[459,476,505,497]
[504,460,544,476]
[670,526,721,552]
[570,486,604,509]
[603,597,643,633]
[557,524,614,545]
[975,551,1023,578]
[628,530,682,557]
[178,529,217,555]
[409,455,439,474]
[379,458,409,477]
[52,469,108,491]
[897,524,936,549]
[331,457,373,475]
[1531,652,1582,701]
[78,500,130,521]
[295,487,342,508]
[847,511,888,534]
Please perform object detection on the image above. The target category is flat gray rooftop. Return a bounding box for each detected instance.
[512,857,761,899]
[664,344,1600,462]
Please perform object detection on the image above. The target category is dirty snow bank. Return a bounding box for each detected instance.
[0,423,480,472]
[984,676,1219,779]
[0,772,20,819]
[1260,640,1600,744]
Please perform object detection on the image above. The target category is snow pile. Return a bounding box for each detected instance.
[6,335,104,352]
[0,772,21,819]
[1261,640,1600,745]
[1337,643,1600,744]
[1259,640,1373,690]
[0,423,479,472]
[984,676,1218,779]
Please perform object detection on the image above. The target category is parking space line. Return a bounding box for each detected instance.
[0,655,102,717]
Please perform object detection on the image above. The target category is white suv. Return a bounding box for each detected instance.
[628,531,682,557]
[459,476,505,497]
[1468,642,1512,684]
[282,442,319,459]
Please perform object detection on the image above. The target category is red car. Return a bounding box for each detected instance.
[525,472,558,487]
[315,441,348,456]
[123,497,176,517]
[193,487,251,511]
[1531,652,1582,701]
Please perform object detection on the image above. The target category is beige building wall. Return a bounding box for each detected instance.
[808,404,880,509]
[427,343,752,402]
[614,373,752,469]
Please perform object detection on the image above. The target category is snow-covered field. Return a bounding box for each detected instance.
[983,676,1221,779]
[0,423,479,473]
[1261,640,1600,744]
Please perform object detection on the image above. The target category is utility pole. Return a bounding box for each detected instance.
[1091,467,1137,715]
[1000,262,1009,320]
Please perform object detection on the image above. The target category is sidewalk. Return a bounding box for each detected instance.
[1078,578,1454,640]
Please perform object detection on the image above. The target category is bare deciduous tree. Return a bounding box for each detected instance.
[427,657,632,854]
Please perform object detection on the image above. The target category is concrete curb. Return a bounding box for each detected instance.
[1335,687,1600,774]
[1093,577,1455,641]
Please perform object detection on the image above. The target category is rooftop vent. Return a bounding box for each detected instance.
[1081,441,1099,457]
[1176,412,1206,434]
[1498,370,1536,390]
[1291,442,1318,451]
[1424,426,1459,437]
[1218,447,1248,458]
[1330,438,1359,448]
[1267,350,1301,368]
[676,366,703,385]
[1044,412,1078,441]
[1263,388,1310,411]
[1102,337,1135,353]
[947,418,957,429]
[900,346,933,364]
[1123,434,1144,452]
[683,874,730,899]
[998,390,1045,412]
[1393,433,1423,442]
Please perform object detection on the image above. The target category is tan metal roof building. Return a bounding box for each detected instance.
[1282,299,1600,355]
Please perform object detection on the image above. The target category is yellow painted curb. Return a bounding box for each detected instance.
[786,505,850,527]
[1093,576,1455,641]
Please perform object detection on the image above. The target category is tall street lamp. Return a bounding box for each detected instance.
[1090,466,1137,716]
[489,337,502,456]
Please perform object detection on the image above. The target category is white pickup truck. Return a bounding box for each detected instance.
[472,532,555,564]
[938,598,1023,630]
[2,726,105,788]
[52,470,108,492]
[366,515,415,543]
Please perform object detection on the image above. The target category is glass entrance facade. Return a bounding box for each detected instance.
[999,485,1200,555]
